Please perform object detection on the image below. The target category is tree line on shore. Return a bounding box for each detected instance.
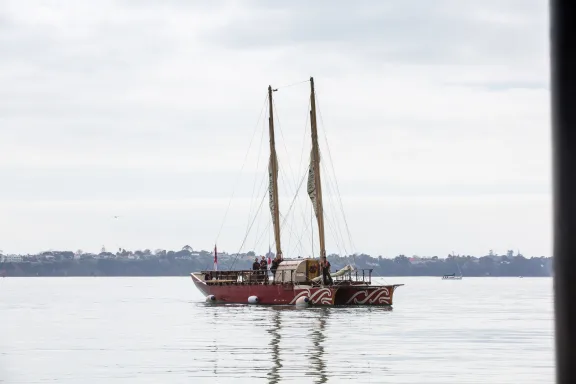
[0,248,553,277]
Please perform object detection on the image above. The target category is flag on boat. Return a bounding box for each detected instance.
[267,245,272,269]
[213,244,218,271]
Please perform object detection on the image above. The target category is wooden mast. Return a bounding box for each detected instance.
[309,77,326,265]
[268,85,282,260]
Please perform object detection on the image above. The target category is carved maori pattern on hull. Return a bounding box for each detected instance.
[344,288,391,305]
[191,273,400,306]
[290,288,334,305]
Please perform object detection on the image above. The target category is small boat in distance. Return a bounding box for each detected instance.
[190,77,403,306]
[442,262,463,280]
[442,251,462,280]
[441,273,463,280]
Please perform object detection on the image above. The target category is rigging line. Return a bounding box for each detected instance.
[268,221,271,254]
[311,204,315,258]
[215,92,268,244]
[252,200,263,253]
[274,96,317,254]
[280,190,308,259]
[251,171,269,251]
[291,197,313,257]
[298,98,312,173]
[273,97,314,235]
[275,79,310,90]
[272,98,301,198]
[249,154,270,217]
[296,97,311,219]
[321,181,347,257]
[323,209,344,257]
[291,204,308,258]
[279,164,311,240]
[278,169,311,256]
[293,100,314,242]
[285,193,308,258]
[322,140,357,256]
[273,102,315,251]
[279,160,315,250]
[278,168,298,227]
[320,158,349,256]
[278,174,295,255]
[323,196,346,257]
[285,210,307,258]
[252,216,272,254]
[321,149,354,255]
[246,106,268,232]
[278,213,307,258]
[228,187,268,270]
[315,92,358,253]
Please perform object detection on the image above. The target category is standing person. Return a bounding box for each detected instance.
[260,256,268,282]
[252,257,261,283]
[321,258,333,285]
[270,255,282,281]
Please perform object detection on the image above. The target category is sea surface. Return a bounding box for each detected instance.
[0,276,554,383]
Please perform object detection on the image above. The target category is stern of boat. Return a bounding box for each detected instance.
[334,284,404,306]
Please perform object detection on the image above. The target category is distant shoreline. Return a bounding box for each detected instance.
[0,274,551,278]
[0,253,553,278]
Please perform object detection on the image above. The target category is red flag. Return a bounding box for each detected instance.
[213,244,218,271]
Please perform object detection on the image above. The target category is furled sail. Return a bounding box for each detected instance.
[307,150,318,217]
[311,264,353,283]
[269,155,278,224]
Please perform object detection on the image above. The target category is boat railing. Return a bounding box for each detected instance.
[332,268,372,285]
[199,268,373,285]
[200,270,273,284]
[199,269,306,285]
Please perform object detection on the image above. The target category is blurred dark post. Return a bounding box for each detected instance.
[551,0,576,382]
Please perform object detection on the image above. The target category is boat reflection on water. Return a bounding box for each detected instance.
[266,309,282,384]
[266,306,329,384]
[202,303,392,382]
[308,307,329,384]
[209,308,219,377]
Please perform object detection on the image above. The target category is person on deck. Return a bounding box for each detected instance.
[252,258,260,270]
[321,258,333,285]
[270,256,280,276]
[270,255,282,281]
[260,256,268,282]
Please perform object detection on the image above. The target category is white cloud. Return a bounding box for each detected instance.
[0,0,550,257]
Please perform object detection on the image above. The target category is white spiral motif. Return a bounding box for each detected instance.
[345,288,391,305]
[290,288,333,305]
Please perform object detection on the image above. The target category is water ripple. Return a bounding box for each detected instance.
[0,276,554,383]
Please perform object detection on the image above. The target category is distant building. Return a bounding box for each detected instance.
[2,254,23,263]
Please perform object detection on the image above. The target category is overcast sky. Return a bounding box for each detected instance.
[0,0,550,257]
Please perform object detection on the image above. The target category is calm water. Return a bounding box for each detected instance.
[0,276,554,383]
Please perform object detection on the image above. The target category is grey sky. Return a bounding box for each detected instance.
[0,0,550,257]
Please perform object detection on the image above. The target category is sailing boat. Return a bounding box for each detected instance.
[442,261,463,280]
[190,77,403,306]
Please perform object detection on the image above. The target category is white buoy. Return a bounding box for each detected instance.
[295,296,310,307]
[206,295,216,303]
[248,295,259,304]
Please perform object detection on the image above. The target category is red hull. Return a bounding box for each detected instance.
[191,273,402,306]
